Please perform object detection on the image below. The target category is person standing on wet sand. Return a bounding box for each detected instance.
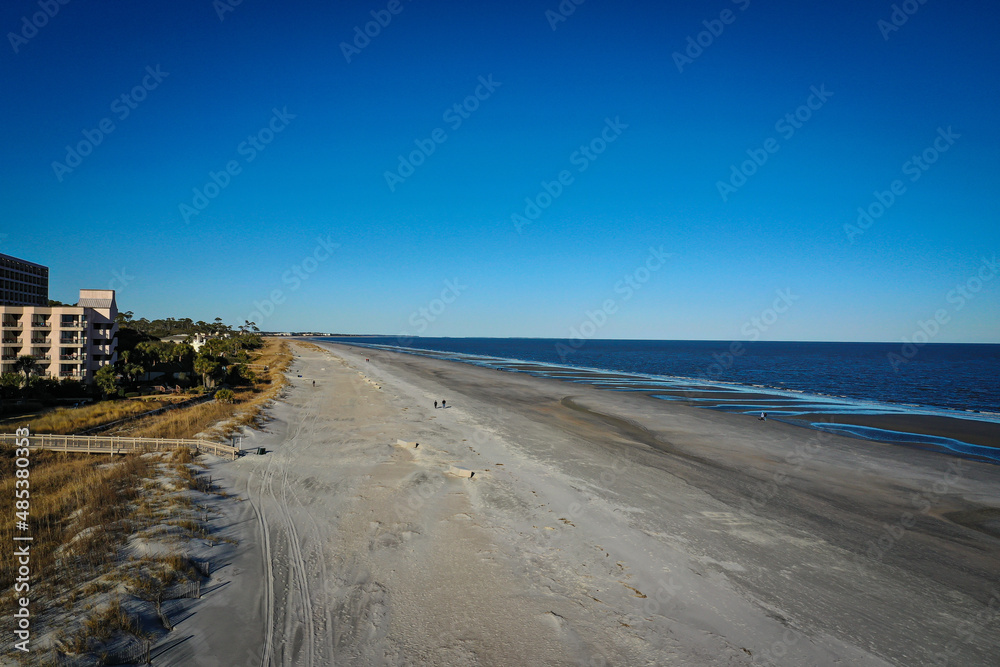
[441,399,446,408]
[434,401,438,409]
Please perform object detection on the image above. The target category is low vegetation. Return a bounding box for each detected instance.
[108,337,292,440]
[0,446,229,663]
[0,397,178,435]
[1,337,291,442]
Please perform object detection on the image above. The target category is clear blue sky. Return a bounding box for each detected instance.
[3,0,998,342]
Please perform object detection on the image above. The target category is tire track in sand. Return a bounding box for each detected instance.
[246,452,277,667]
[280,392,338,664]
[245,378,317,667]
[251,345,387,665]
[270,391,318,666]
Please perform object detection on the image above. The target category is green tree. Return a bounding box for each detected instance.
[194,353,223,388]
[94,365,119,396]
[13,355,37,386]
[124,363,145,386]
[136,340,172,366]
[173,342,195,368]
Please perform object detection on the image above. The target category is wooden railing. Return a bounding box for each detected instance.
[0,433,240,460]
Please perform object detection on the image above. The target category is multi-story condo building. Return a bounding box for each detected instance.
[1,253,49,306]
[0,253,118,384]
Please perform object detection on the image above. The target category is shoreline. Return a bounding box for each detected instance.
[316,338,1000,460]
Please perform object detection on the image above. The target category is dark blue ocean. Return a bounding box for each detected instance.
[321,338,999,416]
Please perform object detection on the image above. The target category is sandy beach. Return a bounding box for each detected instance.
[164,339,1000,666]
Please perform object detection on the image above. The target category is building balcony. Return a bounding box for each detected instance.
[31,321,51,328]
[31,355,51,361]
[1,355,17,361]
[59,321,88,329]
[31,338,50,345]
[1,323,22,330]
[59,371,83,378]
[59,355,86,361]
[2,339,21,346]
[60,339,83,345]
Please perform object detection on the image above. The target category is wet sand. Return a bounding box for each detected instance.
[175,341,999,666]
[780,411,1000,450]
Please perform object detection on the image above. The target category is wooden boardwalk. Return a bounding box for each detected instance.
[0,433,240,459]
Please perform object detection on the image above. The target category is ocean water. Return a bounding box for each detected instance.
[316,337,1000,461]
[324,338,998,413]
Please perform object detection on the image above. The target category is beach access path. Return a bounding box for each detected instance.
[165,340,1000,666]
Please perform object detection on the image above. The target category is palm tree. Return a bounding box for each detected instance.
[174,343,195,367]
[124,362,145,386]
[94,364,118,396]
[194,353,222,388]
[13,355,36,386]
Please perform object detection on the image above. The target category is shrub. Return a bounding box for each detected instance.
[124,392,140,398]
[215,388,235,404]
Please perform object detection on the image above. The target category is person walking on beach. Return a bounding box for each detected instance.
[434,400,438,409]
[759,412,767,421]
[312,380,315,387]
[441,399,446,409]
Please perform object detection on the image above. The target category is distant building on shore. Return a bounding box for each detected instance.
[161,332,212,351]
[0,253,118,384]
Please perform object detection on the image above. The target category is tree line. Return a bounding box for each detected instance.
[1,316,264,402]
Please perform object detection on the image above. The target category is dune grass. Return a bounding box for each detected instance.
[0,446,223,663]
[0,449,150,600]
[0,398,177,436]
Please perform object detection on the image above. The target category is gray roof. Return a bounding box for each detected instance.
[78,298,114,308]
